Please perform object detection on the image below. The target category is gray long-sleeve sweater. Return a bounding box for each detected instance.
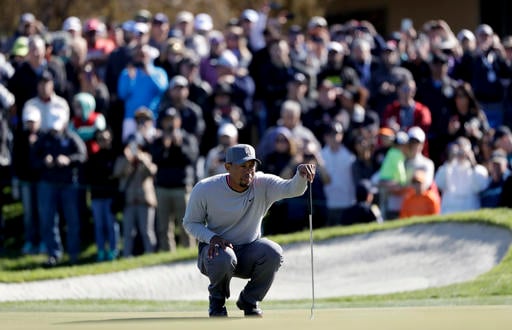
[183,170,308,245]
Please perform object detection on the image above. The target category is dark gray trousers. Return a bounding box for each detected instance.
[198,237,283,305]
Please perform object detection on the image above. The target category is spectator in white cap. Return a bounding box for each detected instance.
[204,122,239,177]
[240,7,268,53]
[405,126,435,190]
[457,29,476,55]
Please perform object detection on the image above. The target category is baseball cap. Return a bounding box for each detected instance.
[169,75,188,89]
[152,12,169,24]
[20,13,35,24]
[11,36,29,57]
[134,9,152,23]
[214,50,239,69]
[194,13,213,32]
[493,125,511,144]
[457,29,475,42]
[37,70,54,83]
[134,107,153,121]
[176,11,194,24]
[476,24,493,36]
[291,72,307,85]
[308,16,327,29]
[62,16,82,32]
[225,144,261,165]
[217,123,238,138]
[241,9,259,23]
[327,41,344,53]
[408,126,426,143]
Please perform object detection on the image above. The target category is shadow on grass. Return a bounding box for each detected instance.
[60,316,245,324]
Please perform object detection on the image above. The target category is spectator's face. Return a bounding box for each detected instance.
[281,108,300,129]
[397,81,416,102]
[274,134,290,153]
[37,80,54,99]
[28,39,45,65]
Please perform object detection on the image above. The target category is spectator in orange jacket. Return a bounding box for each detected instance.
[399,169,440,218]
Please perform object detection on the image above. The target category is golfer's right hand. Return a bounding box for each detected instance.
[208,235,233,259]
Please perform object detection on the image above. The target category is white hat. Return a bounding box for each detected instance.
[169,75,189,89]
[214,50,239,69]
[217,123,238,138]
[62,16,82,32]
[408,126,426,143]
[133,22,149,35]
[327,41,344,53]
[308,16,327,29]
[241,9,258,23]
[22,108,41,123]
[194,13,213,32]
[176,11,194,24]
[457,29,475,42]
[122,20,135,33]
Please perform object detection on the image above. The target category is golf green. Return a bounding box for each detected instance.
[3,306,512,330]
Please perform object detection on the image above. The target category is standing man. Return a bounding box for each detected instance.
[183,144,315,317]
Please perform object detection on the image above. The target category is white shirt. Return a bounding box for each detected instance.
[22,94,70,132]
[321,144,356,209]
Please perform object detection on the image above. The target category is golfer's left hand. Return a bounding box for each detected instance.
[298,163,316,182]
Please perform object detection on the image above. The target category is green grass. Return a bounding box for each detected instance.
[1,208,512,311]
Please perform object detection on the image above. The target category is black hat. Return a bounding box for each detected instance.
[291,72,307,84]
[37,70,54,83]
[214,82,233,95]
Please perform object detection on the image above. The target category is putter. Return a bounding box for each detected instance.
[308,180,315,319]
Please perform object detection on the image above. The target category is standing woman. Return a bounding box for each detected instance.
[446,82,490,160]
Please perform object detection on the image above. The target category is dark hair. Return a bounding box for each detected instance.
[454,82,482,116]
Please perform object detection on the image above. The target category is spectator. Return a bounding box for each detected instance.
[69,92,107,156]
[321,122,356,226]
[113,109,158,257]
[83,18,116,79]
[346,38,379,89]
[204,123,239,177]
[239,8,268,53]
[257,100,321,161]
[399,169,441,218]
[118,43,169,142]
[202,82,246,155]
[158,75,205,143]
[149,13,170,51]
[343,179,383,225]
[378,131,410,220]
[434,137,489,214]
[405,126,436,189]
[21,70,70,133]
[382,78,432,155]
[199,31,226,88]
[352,135,378,184]
[261,126,304,234]
[2,13,40,55]
[155,37,185,80]
[480,149,510,208]
[446,82,490,163]
[12,108,42,255]
[31,109,87,266]
[492,125,512,167]
[8,36,67,126]
[225,25,253,69]
[151,107,198,251]
[415,52,459,165]
[178,52,212,111]
[76,62,110,117]
[85,129,119,261]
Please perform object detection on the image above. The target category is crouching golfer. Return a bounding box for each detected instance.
[183,144,315,317]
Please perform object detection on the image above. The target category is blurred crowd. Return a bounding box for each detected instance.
[0,5,512,266]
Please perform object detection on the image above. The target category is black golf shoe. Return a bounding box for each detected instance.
[208,296,228,317]
[236,295,263,317]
